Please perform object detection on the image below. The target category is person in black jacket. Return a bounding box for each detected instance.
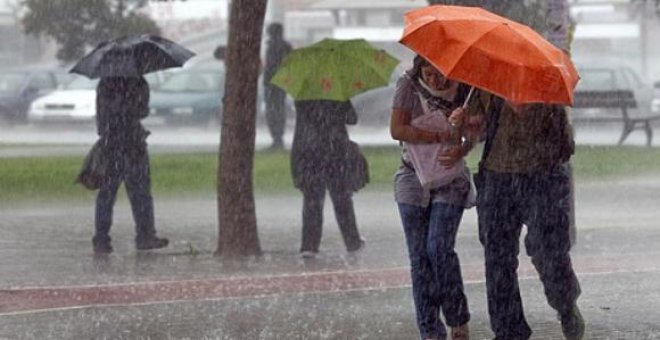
[263,23,292,150]
[93,76,168,254]
[291,100,366,258]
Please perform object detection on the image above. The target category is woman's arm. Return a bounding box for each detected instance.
[437,93,489,166]
[390,107,449,143]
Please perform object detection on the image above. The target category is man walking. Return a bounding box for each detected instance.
[92,76,169,254]
[475,98,584,340]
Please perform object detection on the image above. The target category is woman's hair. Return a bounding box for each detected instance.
[408,54,432,80]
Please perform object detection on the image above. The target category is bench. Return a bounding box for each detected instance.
[572,90,660,147]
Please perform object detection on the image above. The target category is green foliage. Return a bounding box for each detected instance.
[1,145,660,205]
[22,0,160,63]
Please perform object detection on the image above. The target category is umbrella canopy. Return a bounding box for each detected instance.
[400,5,579,105]
[70,34,196,79]
[270,38,399,101]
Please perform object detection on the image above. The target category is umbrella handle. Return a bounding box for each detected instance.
[462,86,475,109]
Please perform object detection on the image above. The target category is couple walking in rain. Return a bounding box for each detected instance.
[272,4,583,338]
[390,5,584,340]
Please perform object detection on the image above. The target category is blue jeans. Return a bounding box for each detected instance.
[397,202,470,340]
[476,164,581,340]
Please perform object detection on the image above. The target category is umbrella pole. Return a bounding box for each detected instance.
[462,86,475,109]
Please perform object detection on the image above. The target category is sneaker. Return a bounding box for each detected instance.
[300,250,317,259]
[451,323,469,340]
[93,243,113,254]
[560,305,585,340]
[136,237,169,251]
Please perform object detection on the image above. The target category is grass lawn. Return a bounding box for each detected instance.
[1,145,659,205]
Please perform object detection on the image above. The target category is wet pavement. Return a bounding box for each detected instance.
[1,271,659,339]
[1,123,660,339]
[1,179,660,339]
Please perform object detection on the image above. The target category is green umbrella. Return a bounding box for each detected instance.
[270,38,400,101]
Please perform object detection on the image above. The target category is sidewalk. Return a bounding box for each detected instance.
[1,122,660,338]
[1,176,660,338]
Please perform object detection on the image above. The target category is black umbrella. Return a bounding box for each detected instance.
[70,34,196,79]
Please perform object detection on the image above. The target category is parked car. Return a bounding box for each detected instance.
[573,63,660,117]
[28,73,164,124]
[150,62,294,126]
[149,66,224,125]
[351,85,396,127]
[28,75,97,123]
[350,67,406,127]
[0,68,62,123]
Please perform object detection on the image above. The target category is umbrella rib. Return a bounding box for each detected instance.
[444,22,556,83]
[441,24,502,74]
[494,23,557,66]
[336,50,392,97]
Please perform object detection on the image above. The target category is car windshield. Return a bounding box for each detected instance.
[64,76,99,90]
[0,72,26,93]
[157,70,224,92]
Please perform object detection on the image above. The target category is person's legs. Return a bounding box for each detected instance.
[124,152,167,250]
[328,185,363,251]
[265,88,286,149]
[93,157,122,253]
[300,185,325,253]
[523,165,583,339]
[477,170,531,340]
[398,203,445,340]
[427,202,470,329]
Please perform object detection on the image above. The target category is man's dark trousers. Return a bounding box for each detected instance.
[264,85,286,148]
[476,163,581,339]
[94,150,156,246]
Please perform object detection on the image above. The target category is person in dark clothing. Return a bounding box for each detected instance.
[471,97,585,340]
[93,76,169,254]
[263,23,292,150]
[291,100,366,258]
[213,45,226,61]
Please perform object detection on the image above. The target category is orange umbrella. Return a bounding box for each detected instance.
[400,5,579,106]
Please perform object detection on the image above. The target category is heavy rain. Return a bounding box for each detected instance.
[0,0,659,339]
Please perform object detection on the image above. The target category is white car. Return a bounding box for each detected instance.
[28,74,164,124]
[28,76,98,123]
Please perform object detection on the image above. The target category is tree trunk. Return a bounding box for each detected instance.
[216,0,267,257]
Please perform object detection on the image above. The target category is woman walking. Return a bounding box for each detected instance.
[390,55,481,340]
